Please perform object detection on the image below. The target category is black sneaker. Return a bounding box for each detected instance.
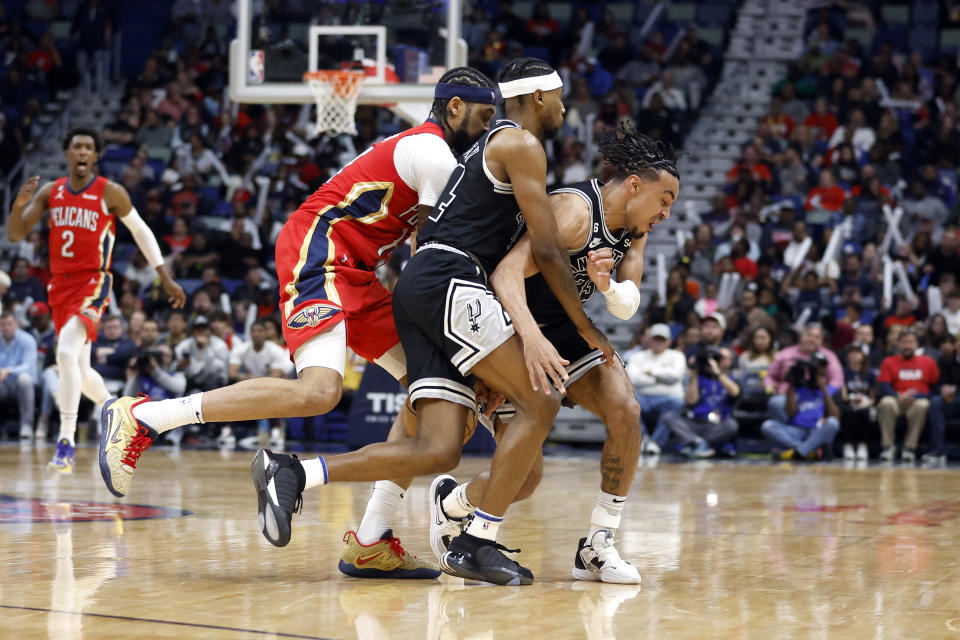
[439,532,534,586]
[251,449,305,547]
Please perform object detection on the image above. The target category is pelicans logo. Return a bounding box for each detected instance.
[287,303,340,329]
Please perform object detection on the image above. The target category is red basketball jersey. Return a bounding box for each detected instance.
[291,120,445,270]
[47,175,116,275]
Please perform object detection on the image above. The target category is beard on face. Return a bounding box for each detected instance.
[448,104,477,156]
[449,124,476,156]
[543,120,562,140]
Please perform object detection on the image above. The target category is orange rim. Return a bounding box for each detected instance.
[303,70,365,98]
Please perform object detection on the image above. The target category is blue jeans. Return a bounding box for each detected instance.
[761,417,840,458]
[767,394,789,423]
[637,394,685,447]
[927,395,960,455]
[0,372,36,429]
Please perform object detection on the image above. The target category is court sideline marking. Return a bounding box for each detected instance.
[0,604,333,639]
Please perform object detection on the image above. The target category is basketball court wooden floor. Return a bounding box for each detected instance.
[1,443,959,639]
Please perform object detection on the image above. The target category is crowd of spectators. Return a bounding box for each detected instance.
[1,2,958,463]
[0,0,116,178]
[0,0,725,447]
[624,3,960,464]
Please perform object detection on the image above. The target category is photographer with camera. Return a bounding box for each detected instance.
[661,346,740,458]
[124,343,186,403]
[764,323,844,424]
[761,352,841,461]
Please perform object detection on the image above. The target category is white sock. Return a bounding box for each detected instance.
[57,412,77,446]
[465,508,502,542]
[441,482,474,519]
[356,481,405,544]
[301,457,328,490]
[588,490,625,540]
[132,394,204,434]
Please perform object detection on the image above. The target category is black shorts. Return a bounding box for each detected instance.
[479,305,609,430]
[393,243,515,412]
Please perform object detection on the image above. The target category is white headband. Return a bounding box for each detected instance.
[498,71,563,99]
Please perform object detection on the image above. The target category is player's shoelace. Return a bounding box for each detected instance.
[121,427,154,468]
[591,532,622,565]
[386,535,409,559]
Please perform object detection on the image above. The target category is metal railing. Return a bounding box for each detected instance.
[0,94,72,224]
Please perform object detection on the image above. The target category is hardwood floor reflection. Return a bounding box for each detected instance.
[1,443,959,639]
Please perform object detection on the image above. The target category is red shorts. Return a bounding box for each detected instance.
[276,216,399,363]
[48,270,113,341]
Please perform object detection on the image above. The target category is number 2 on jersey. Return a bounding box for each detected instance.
[60,230,74,257]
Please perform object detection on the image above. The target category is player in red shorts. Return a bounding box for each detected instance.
[100,68,497,575]
[7,127,186,473]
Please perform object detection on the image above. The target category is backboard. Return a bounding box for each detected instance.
[229,0,467,125]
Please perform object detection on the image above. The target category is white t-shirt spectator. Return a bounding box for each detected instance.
[626,348,686,398]
[944,307,960,337]
[125,262,157,292]
[229,340,288,378]
[642,84,687,111]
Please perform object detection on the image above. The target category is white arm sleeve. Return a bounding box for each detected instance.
[393,133,457,207]
[119,207,165,268]
[600,278,642,320]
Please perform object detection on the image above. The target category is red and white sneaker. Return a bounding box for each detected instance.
[98,396,157,498]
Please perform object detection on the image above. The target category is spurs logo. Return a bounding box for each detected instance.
[287,303,340,329]
[467,299,482,333]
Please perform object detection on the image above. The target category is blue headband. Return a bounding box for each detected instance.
[434,83,496,105]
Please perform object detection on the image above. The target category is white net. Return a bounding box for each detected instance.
[304,70,366,136]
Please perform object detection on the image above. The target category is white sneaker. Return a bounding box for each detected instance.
[217,426,236,448]
[879,445,896,462]
[856,443,868,460]
[901,448,916,464]
[842,443,855,460]
[19,425,33,441]
[269,426,285,450]
[428,474,466,562]
[921,452,946,466]
[642,440,660,455]
[35,417,48,442]
[572,530,641,584]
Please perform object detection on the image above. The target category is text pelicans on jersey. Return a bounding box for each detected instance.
[49,205,102,231]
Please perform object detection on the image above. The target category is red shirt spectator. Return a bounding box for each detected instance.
[726,147,772,183]
[803,97,839,139]
[761,98,794,138]
[878,352,939,396]
[884,298,917,329]
[805,170,846,212]
[734,256,758,279]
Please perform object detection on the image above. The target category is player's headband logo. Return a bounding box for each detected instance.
[498,71,563,99]
[433,83,496,105]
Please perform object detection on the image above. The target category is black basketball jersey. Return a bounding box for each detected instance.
[417,120,526,274]
[525,179,633,324]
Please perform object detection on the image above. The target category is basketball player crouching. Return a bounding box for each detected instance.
[428,123,679,584]
[99,69,498,578]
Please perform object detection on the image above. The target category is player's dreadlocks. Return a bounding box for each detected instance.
[497,57,555,105]
[429,66,494,122]
[599,121,679,182]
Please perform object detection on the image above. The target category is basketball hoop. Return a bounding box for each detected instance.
[303,70,366,136]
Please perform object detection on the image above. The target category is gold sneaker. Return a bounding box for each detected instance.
[338,530,440,579]
[99,397,157,498]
